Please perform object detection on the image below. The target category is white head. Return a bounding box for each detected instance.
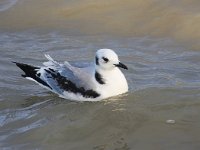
[95,49,128,70]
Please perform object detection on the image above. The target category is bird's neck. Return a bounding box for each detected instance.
[95,66,117,76]
[94,66,128,97]
[94,67,123,83]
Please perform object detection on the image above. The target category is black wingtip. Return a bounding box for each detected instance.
[12,61,24,65]
[12,61,22,65]
[21,74,27,78]
[12,61,24,68]
[13,61,52,89]
[13,61,39,75]
[12,61,18,65]
[12,62,25,77]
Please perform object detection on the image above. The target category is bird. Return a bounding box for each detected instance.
[13,49,128,101]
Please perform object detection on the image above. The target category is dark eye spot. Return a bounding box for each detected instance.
[102,57,109,63]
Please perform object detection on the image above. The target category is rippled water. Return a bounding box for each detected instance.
[1,0,200,149]
[0,31,200,150]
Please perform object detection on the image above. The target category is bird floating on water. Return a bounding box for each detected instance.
[14,49,128,101]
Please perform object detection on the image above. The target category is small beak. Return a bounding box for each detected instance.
[114,62,128,70]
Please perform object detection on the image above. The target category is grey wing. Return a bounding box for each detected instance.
[42,54,95,92]
[62,61,95,89]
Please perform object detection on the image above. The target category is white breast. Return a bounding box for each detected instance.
[96,68,128,98]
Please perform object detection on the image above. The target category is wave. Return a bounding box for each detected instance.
[0,0,200,49]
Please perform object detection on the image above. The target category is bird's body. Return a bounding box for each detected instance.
[14,49,128,101]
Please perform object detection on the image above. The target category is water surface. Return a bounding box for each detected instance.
[0,0,200,150]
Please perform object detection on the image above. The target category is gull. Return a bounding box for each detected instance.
[13,49,128,101]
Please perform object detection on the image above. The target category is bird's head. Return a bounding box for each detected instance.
[95,49,128,71]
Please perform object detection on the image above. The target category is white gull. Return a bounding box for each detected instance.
[14,49,128,101]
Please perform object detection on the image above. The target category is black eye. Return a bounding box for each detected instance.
[102,57,109,63]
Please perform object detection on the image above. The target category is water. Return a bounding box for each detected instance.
[1,0,200,150]
[0,0,200,48]
[0,0,18,12]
